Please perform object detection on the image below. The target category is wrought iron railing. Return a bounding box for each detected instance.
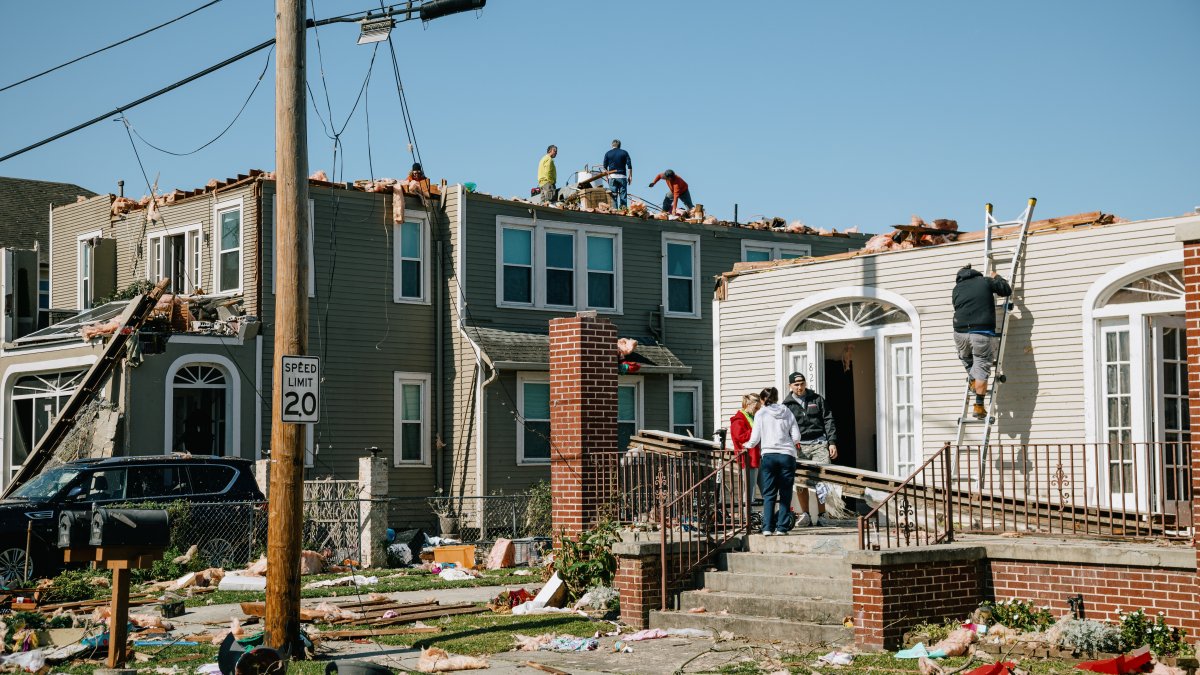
[859,442,1194,550]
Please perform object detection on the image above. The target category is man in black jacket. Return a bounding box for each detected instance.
[782,372,839,526]
[952,265,1013,419]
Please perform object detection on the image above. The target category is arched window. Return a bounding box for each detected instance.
[10,370,85,467]
[171,363,230,455]
[793,300,910,332]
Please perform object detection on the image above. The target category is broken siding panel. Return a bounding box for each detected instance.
[718,218,1181,462]
[49,196,112,309]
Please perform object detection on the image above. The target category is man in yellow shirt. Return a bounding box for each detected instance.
[538,145,558,203]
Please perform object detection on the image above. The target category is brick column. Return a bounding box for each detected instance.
[549,311,618,538]
[614,540,663,628]
[1181,234,1200,561]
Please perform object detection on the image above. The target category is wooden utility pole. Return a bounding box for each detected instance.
[266,0,309,657]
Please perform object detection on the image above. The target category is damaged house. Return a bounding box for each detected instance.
[0,170,868,523]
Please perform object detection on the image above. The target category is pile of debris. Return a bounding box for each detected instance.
[861,214,960,253]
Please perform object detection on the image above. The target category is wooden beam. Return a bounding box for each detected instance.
[314,626,442,640]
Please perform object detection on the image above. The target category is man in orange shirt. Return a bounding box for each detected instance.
[649,169,694,214]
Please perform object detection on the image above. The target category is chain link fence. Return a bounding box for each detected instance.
[387,494,551,545]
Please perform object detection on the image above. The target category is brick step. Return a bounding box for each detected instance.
[744,532,859,555]
[650,609,852,645]
[720,551,851,577]
[699,570,852,600]
[677,590,852,623]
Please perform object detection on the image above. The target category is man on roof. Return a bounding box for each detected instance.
[952,265,1013,419]
[538,145,558,204]
[603,139,632,209]
[649,169,693,215]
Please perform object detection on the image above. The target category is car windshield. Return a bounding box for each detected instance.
[10,466,82,500]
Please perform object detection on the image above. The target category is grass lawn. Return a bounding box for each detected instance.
[46,611,598,674]
[180,568,541,607]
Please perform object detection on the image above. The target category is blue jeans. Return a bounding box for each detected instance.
[610,177,628,209]
[662,189,694,214]
[759,453,797,533]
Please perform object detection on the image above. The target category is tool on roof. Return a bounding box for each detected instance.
[954,198,1037,483]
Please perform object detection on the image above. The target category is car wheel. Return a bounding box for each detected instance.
[0,547,31,584]
[200,538,239,568]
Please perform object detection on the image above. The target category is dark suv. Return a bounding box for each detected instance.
[0,455,266,583]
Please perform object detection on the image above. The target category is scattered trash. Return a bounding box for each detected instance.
[817,651,855,666]
[300,550,326,575]
[0,649,46,672]
[304,575,378,589]
[613,640,632,653]
[512,572,567,615]
[896,643,945,659]
[416,646,488,671]
[488,588,535,613]
[687,606,707,613]
[218,574,267,591]
[625,628,669,641]
[196,664,222,675]
[172,544,199,564]
[963,662,1016,675]
[513,569,533,576]
[438,568,473,581]
[543,636,598,652]
[1076,646,1152,674]
[487,538,515,569]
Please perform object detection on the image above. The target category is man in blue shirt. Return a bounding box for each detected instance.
[602,139,632,209]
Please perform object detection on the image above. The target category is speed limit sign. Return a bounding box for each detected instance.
[280,355,320,423]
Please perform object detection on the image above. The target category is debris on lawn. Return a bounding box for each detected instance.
[304,574,379,589]
[416,646,488,672]
[217,574,267,592]
[486,538,515,569]
[487,588,535,613]
[817,651,855,666]
[437,568,475,581]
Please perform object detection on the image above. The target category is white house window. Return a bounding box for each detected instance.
[215,202,242,293]
[147,225,202,294]
[1100,324,1133,493]
[618,376,643,452]
[10,370,85,470]
[502,227,533,305]
[1105,269,1184,305]
[671,380,702,437]
[394,372,430,465]
[496,217,623,312]
[586,235,616,310]
[171,364,230,455]
[270,197,315,297]
[395,219,429,303]
[890,338,916,476]
[663,233,700,318]
[742,241,811,263]
[544,231,575,307]
[517,374,551,464]
[77,233,99,309]
[796,301,907,332]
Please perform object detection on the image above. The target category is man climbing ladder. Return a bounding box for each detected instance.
[952,266,1013,418]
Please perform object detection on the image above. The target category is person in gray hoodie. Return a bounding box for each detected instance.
[744,386,802,536]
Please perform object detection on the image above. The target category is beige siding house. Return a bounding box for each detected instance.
[715,212,1196,498]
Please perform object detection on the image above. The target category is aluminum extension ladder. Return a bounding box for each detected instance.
[954,198,1037,483]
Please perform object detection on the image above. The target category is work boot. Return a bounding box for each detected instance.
[973,404,987,419]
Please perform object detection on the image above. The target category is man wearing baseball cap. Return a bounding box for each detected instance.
[781,371,839,527]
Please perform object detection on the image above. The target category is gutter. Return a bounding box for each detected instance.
[452,184,494,501]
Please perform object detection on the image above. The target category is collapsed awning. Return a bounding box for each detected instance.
[469,326,691,374]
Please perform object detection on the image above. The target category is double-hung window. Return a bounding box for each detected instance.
[394,215,430,303]
[214,199,243,294]
[618,376,642,452]
[496,218,622,312]
[147,225,202,294]
[518,374,551,464]
[394,372,430,466]
[671,380,703,437]
[742,241,811,263]
[77,234,97,309]
[663,233,700,318]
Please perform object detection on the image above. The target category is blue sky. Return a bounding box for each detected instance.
[1,1,1196,231]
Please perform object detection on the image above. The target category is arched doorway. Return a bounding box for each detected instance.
[776,288,921,476]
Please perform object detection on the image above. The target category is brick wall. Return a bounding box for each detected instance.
[1184,239,1200,560]
[548,311,618,538]
[852,558,984,650]
[990,560,1200,635]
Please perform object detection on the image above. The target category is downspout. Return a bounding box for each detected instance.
[453,184,494,500]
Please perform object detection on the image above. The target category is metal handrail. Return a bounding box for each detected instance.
[857,442,954,550]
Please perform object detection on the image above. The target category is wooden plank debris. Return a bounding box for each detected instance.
[314,626,442,640]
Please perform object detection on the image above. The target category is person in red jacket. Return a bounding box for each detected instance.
[649,169,694,214]
[730,392,763,504]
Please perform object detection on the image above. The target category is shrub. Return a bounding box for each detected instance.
[525,481,552,537]
[42,568,109,603]
[982,599,1055,632]
[554,519,620,600]
[1058,618,1121,655]
[1116,608,1191,656]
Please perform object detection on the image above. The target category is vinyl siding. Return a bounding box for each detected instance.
[455,192,867,492]
[49,195,112,309]
[718,216,1186,472]
[440,187,482,500]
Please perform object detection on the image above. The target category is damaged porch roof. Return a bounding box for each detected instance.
[470,326,690,374]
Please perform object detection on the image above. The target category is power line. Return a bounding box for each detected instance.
[0,0,225,94]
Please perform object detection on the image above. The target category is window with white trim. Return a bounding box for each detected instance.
[496,218,623,312]
[742,241,811,263]
[890,338,916,476]
[270,197,315,297]
[171,364,230,455]
[1100,322,1133,491]
[215,201,243,293]
[394,216,430,303]
[517,374,551,464]
[671,380,703,437]
[147,225,202,294]
[617,376,642,452]
[394,372,430,465]
[662,233,700,318]
[77,232,99,309]
[10,370,85,472]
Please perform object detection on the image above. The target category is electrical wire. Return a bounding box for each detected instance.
[0,0,225,93]
[124,45,274,157]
